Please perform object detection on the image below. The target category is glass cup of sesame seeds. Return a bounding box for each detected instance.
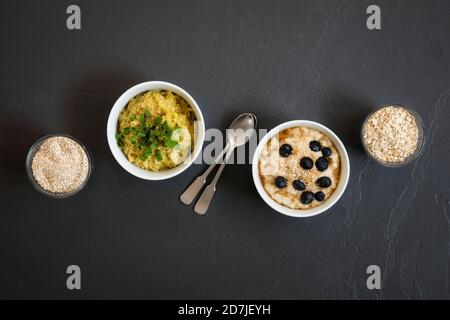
[25,134,93,198]
[361,105,425,167]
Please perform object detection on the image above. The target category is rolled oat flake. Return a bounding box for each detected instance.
[363,106,419,163]
[31,136,89,193]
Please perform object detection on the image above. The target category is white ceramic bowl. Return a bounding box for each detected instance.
[107,81,205,180]
[252,120,350,218]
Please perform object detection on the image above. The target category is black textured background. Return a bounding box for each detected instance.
[1,0,450,299]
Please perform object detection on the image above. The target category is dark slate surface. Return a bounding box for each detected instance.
[1,0,449,299]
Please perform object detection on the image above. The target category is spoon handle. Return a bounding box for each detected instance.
[194,147,234,215]
[179,143,230,205]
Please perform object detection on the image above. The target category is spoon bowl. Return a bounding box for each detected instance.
[227,113,257,147]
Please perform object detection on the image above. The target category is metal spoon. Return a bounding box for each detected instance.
[192,113,257,215]
[180,113,257,209]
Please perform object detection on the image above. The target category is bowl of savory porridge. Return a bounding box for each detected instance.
[107,81,205,180]
[252,120,350,218]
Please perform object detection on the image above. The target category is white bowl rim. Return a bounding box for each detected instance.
[107,81,205,180]
[252,120,350,218]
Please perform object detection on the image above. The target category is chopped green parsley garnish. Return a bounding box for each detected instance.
[116,112,179,162]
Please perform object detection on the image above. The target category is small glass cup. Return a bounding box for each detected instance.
[25,134,93,198]
[361,105,425,167]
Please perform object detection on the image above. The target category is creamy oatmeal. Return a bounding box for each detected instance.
[258,127,341,209]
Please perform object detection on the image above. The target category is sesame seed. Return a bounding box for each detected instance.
[31,137,89,193]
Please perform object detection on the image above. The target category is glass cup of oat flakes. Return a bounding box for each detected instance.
[26,134,93,198]
[361,105,425,167]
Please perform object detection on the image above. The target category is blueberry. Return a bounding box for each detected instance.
[315,157,328,172]
[309,140,322,152]
[322,147,332,157]
[292,180,306,191]
[300,157,314,170]
[316,176,332,188]
[300,191,315,205]
[315,191,326,202]
[279,144,293,157]
[274,176,287,189]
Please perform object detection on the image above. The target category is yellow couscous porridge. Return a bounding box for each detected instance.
[116,90,196,171]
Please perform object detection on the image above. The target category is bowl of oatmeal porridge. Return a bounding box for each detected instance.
[252,120,350,218]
